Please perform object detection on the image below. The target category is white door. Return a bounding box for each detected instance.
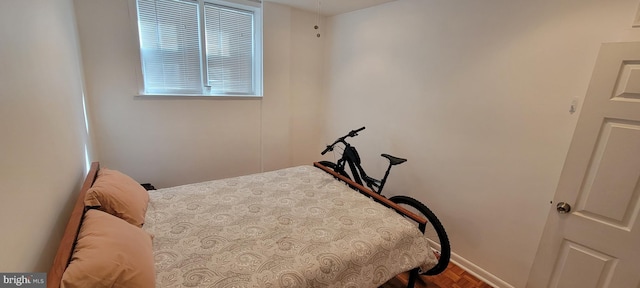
[527,42,640,288]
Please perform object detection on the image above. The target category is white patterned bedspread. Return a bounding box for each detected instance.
[143,165,437,288]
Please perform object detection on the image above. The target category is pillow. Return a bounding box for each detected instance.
[85,168,149,227]
[61,209,155,288]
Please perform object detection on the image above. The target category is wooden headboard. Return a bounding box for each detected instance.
[47,162,100,288]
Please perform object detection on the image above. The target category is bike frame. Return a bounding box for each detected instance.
[322,127,396,194]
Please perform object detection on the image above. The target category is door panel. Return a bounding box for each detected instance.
[578,119,640,226]
[549,240,616,288]
[613,62,640,100]
[527,42,640,288]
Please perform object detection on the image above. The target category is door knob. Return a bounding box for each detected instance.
[556,202,571,214]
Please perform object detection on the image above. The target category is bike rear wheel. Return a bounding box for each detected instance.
[389,195,450,275]
[318,161,351,180]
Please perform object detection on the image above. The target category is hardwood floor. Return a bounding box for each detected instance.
[381,261,493,288]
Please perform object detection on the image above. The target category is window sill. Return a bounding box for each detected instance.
[134,94,263,99]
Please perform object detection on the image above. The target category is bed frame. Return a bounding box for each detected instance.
[313,162,427,225]
[47,162,426,288]
[47,162,99,288]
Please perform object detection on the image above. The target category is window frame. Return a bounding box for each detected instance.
[129,0,263,97]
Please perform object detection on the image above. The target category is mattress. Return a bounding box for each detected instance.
[143,165,437,287]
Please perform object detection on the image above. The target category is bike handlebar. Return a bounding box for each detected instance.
[321,127,366,155]
[349,126,366,136]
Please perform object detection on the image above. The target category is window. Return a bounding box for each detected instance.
[135,0,262,96]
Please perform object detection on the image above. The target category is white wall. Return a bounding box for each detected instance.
[322,0,640,286]
[290,9,326,165]
[0,0,88,272]
[73,0,325,188]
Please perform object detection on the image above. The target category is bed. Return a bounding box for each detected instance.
[48,162,438,288]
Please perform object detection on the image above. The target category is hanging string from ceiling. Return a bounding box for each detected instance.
[314,0,321,37]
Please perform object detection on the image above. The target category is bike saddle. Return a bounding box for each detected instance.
[381,154,407,165]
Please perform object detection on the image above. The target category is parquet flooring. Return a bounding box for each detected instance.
[381,261,493,288]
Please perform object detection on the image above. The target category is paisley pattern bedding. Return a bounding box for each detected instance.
[143,165,437,288]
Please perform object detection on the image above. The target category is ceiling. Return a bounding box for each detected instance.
[264,0,396,16]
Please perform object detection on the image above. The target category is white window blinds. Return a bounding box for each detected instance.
[137,0,203,94]
[205,4,254,95]
[135,0,260,96]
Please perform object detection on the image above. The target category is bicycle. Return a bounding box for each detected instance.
[318,127,451,277]
[319,127,407,195]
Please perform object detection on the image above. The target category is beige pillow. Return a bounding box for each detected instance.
[61,209,155,288]
[85,168,149,227]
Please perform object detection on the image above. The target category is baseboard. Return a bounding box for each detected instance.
[449,252,515,288]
